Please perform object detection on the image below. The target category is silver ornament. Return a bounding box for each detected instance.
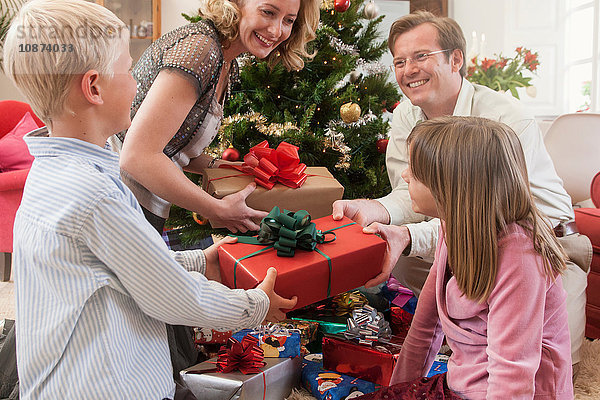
[363,0,379,19]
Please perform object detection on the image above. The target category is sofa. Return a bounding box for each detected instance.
[574,171,600,339]
[0,100,45,281]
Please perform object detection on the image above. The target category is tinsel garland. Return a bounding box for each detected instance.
[328,35,359,56]
[206,112,302,159]
[355,58,388,75]
[325,110,378,170]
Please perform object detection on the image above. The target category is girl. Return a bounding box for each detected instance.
[361,116,573,399]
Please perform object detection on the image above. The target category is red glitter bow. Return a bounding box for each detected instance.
[233,140,308,189]
[216,335,266,374]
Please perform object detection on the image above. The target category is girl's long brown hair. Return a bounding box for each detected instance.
[407,116,566,302]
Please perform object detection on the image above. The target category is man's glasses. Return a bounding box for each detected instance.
[390,49,452,71]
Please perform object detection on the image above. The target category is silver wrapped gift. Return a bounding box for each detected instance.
[180,356,301,400]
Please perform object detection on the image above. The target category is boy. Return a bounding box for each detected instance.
[3,1,296,398]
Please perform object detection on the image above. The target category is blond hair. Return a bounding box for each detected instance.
[407,116,567,302]
[3,0,127,125]
[388,10,466,77]
[197,0,319,71]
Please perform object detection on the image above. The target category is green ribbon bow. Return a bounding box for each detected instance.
[230,207,356,297]
[234,207,336,256]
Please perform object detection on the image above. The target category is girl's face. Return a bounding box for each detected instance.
[401,165,439,218]
[237,0,300,59]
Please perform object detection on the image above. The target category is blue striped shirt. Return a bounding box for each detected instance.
[14,129,269,399]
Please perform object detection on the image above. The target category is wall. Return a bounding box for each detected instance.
[451,0,562,116]
[0,0,197,102]
[0,72,25,102]
[451,0,505,58]
[161,0,199,34]
[0,0,563,116]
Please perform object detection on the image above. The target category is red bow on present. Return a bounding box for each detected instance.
[238,140,308,189]
[216,335,266,374]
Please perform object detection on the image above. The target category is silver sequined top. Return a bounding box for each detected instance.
[116,19,238,158]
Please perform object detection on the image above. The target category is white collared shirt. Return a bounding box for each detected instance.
[378,79,574,258]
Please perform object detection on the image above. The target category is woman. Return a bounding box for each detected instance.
[111,0,320,233]
[109,0,319,379]
[361,116,573,399]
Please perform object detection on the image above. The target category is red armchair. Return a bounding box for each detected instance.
[575,172,600,339]
[0,100,45,281]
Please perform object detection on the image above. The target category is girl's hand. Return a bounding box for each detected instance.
[362,223,411,288]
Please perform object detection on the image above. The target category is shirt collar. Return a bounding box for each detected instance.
[452,78,475,117]
[24,127,120,178]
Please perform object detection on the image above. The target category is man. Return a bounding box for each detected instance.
[333,10,591,375]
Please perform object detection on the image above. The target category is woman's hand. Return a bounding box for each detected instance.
[204,183,268,232]
[203,236,238,282]
[362,223,412,288]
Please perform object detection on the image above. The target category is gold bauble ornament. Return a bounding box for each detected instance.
[192,212,209,225]
[340,102,361,123]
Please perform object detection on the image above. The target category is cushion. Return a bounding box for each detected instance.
[575,207,600,251]
[592,171,600,208]
[0,112,37,172]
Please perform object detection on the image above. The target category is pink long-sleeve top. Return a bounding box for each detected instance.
[390,223,573,399]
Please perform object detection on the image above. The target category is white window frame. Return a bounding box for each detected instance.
[563,0,599,112]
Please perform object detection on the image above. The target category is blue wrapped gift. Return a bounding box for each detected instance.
[301,353,378,400]
[232,325,301,358]
[426,353,449,378]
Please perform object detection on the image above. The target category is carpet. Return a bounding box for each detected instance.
[287,339,600,399]
[575,339,600,399]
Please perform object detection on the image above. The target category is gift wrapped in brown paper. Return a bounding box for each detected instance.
[203,166,344,219]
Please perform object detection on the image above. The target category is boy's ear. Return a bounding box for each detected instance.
[80,70,104,105]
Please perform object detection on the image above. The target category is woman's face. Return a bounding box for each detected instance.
[237,0,300,59]
[401,164,439,218]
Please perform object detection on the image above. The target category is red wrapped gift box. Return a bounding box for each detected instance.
[193,327,233,344]
[218,216,385,311]
[322,335,403,386]
[390,306,414,338]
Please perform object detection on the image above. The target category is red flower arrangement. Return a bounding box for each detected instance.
[467,47,539,99]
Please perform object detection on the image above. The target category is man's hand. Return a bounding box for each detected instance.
[205,183,268,233]
[362,223,411,288]
[256,267,298,322]
[332,199,391,226]
[203,236,237,282]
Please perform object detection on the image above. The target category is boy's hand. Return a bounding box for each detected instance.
[256,267,298,322]
[203,236,237,282]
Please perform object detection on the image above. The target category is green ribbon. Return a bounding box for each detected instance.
[230,206,356,298]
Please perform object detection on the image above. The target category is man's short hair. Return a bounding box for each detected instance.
[388,11,467,77]
[3,0,127,124]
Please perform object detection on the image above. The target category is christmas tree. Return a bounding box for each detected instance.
[169,0,401,244]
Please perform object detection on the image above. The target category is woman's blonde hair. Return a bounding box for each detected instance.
[197,0,319,71]
[3,0,127,125]
[407,116,567,302]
